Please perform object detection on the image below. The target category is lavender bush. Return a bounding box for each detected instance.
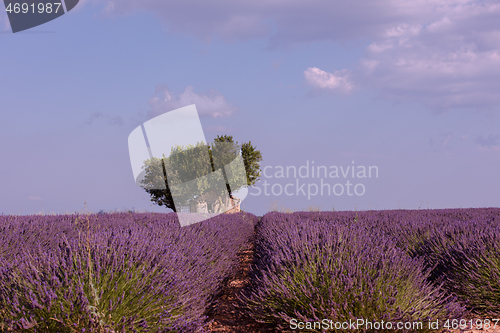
[0,212,257,332]
[361,208,500,315]
[447,233,500,315]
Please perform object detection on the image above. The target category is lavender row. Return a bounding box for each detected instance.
[241,209,500,332]
[356,208,500,315]
[0,212,258,332]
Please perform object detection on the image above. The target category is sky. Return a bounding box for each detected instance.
[1,0,499,216]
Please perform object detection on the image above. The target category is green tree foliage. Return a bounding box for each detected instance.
[140,135,262,212]
[241,141,263,186]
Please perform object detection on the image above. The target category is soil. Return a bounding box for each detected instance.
[205,236,273,333]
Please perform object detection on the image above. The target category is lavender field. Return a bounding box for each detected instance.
[1,208,500,332]
[0,212,258,332]
[242,208,500,332]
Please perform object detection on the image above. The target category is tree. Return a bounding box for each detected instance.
[140,135,262,212]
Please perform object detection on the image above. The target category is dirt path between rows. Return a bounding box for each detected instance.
[205,235,272,333]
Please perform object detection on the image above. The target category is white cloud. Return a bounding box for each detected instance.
[84,0,500,110]
[304,67,354,94]
[357,1,500,110]
[28,196,42,201]
[148,85,237,118]
[86,0,408,43]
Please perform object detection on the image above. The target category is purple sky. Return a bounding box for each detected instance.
[1,0,499,215]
